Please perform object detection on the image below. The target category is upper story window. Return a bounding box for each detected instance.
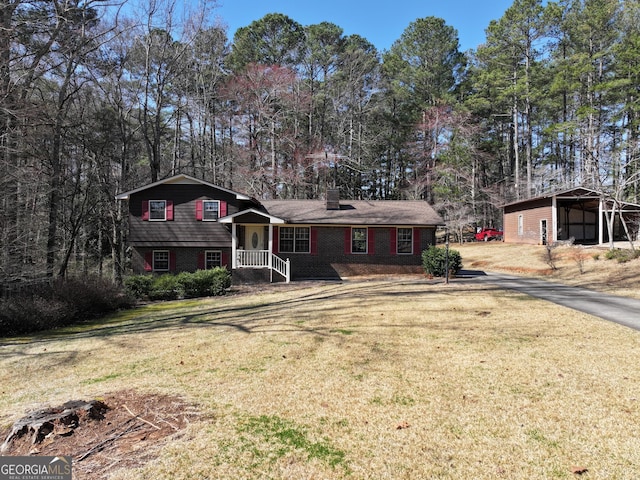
[149,200,166,220]
[397,228,413,254]
[352,227,367,253]
[203,200,219,221]
[142,200,173,221]
[279,227,310,253]
[196,199,226,221]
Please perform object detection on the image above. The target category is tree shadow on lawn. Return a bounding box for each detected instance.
[0,278,515,353]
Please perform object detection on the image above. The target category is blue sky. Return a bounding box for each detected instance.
[214,0,516,52]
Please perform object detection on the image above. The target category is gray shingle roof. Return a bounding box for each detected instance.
[261,200,444,226]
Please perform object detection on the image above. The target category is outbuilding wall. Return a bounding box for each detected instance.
[504,199,553,245]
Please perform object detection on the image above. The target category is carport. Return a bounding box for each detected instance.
[504,187,640,245]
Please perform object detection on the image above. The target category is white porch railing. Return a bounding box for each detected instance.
[236,250,290,283]
[237,249,269,268]
[271,254,291,283]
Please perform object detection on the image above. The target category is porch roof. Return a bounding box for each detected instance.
[259,200,444,226]
[218,208,286,224]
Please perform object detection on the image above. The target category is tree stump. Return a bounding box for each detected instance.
[1,399,108,452]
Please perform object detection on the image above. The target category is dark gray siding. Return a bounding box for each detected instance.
[131,247,231,274]
[128,184,252,247]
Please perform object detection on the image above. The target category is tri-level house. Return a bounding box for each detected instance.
[116,174,445,282]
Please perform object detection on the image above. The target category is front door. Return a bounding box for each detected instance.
[541,219,548,245]
[246,225,265,251]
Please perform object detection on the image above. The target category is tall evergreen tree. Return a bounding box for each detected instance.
[382,17,466,200]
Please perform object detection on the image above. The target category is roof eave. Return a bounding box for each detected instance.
[115,173,252,201]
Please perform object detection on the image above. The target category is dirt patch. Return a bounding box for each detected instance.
[469,260,489,268]
[0,390,199,479]
[500,266,555,275]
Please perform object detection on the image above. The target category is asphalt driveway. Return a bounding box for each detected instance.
[458,270,640,331]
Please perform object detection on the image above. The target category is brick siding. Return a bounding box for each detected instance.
[281,226,435,279]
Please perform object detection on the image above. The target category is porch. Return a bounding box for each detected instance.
[220,208,290,283]
[236,249,290,283]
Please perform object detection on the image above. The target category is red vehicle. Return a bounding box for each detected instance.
[475,227,503,242]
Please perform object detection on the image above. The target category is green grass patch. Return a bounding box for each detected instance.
[238,414,347,469]
[332,329,355,335]
[81,372,124,385]
[527,428,560,449]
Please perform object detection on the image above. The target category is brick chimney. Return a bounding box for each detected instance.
[326,189,340,210]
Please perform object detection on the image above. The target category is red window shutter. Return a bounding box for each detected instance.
[368,228,375,255]
[220,201,227,217]
[166,200,174,220]
[195,200,203,220]
[142,201,149,221]
[413,227,421,254]
[390,228,397,255]
[273,226,279,254]
[310,227,318,255]
[344,228,351,254]
[197,251,205,269]
[169,251,176,271]
[144,252,152,271]
[221,252,229,269]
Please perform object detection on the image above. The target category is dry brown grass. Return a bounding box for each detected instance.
[455,242,640,299]
[1,278,640,479]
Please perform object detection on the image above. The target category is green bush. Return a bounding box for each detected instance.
[124,275,154,298]
[179,268,231,297]
[422,245,462,277]
[148,274,182,301]
[126,269,231,301]
[604,248,640,263]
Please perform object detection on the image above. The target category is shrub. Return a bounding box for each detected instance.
[604,248,640,263]
[422,246,462,277]
[52,277,131,317]
[178,268,231,297]
[0,276,133,336]
[133,269,232,301]
[148,274,182,301]
[568,247,589,274]
[542,243,559,270]
[124,275,154,298]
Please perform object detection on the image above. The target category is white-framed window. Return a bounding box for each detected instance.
[153,250,170,271]
[295,227,310,252]
[279,227,310,253]
[397,228,413,254]
[352,227,367,253]
[203,200,220,221]
[149,200,167,221]
[205,250,222,269]
[518,214,524,236]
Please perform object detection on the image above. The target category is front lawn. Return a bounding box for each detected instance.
[1,279,639,479]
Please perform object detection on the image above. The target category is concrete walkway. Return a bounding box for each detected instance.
[457,270,640,331]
